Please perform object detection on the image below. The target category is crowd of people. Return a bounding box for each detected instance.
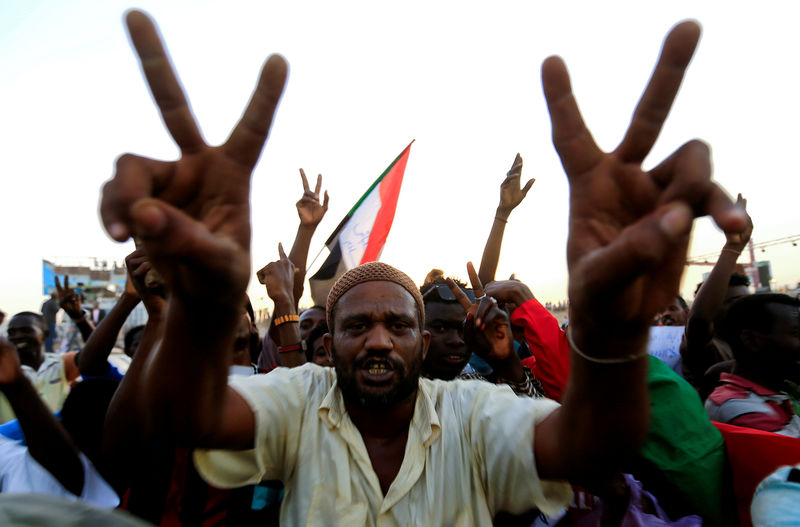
[0,9,799,527]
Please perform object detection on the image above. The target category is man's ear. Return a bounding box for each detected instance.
[740,328,762,353]
[323,332,333,356]
[421,330,431,361]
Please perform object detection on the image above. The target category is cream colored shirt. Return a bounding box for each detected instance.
[195,364,571,526]
[0,352,77,424]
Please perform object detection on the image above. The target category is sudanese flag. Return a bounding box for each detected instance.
[309,141,413,306]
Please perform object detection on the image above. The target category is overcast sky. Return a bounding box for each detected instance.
[2,0,799,318]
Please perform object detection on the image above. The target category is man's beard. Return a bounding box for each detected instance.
[332,343,423,410]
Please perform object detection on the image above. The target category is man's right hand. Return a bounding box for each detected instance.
[99,10,288,307]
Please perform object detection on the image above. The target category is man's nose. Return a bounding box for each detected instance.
[364,324,393,350]
[444,329,464,347]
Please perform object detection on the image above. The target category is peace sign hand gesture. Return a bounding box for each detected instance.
[543,21,746,355]
[55,275,83,319]
[446,262,515,363]
[296,169,329,227]
[100,10,288,306]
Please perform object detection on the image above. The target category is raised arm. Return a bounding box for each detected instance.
[682,195,752,368]
[101,250,165,492]
[99,10,287,448]
[288,169,329,305]
[55,275,94,342]
[531,21,746,483]
[478,154,534,285]
[0,339,84,496]
[75,252,142,377]
[257,243,305,367]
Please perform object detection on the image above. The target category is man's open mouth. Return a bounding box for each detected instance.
[359,358,396,383]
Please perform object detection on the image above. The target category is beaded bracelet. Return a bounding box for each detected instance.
[273,314,300,327]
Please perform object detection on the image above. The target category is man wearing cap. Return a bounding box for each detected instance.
[101,11,748,526]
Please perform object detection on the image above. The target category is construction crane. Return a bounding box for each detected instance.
[685,234,800,289]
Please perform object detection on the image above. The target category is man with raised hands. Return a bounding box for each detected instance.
[100,11,746,525]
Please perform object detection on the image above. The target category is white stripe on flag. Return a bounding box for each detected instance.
[338,187,382,269]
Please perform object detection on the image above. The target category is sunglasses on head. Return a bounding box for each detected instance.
[422,284,476,303]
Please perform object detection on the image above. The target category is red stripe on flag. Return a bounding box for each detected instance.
[360,144,412,264]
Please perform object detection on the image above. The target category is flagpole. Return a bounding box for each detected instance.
[306,244,327,273]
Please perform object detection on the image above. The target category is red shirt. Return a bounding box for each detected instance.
[511,299,570,402]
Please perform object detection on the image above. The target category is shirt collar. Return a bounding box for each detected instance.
[719,372,780,396]
[318,377,441,447]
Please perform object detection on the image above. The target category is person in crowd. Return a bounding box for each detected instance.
[40,292,59,353]
[0,338,118,507]
[681,194,753,392]
[420,269,543,397]
[1,312,79,424]
[750,463,800,527]
[706,293,800,437]
[471,153,535,375]
[123,325,145,359]
[1,251,151,424]
[305,322,333,367]
[90,301,107,326]
[655,295,689,326]
[485,278,571,401]
[55,275,95,344]
[97,10,746,524]
[299,305,326,339]
[256,170,329,372]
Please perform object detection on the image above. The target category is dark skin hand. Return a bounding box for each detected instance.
[287,168,329,305]
[55,275,94,341]
[99,9,286,445]
[259,243,305,366]
[125,249,167,317]
[478,153,535,285]
[446,263,524,383]
[296,169,329,227]
[532,21,746,482]
[483,279,535,318]
[55,275,82,318]
[100,12,287,307]
[498,154,535,216]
